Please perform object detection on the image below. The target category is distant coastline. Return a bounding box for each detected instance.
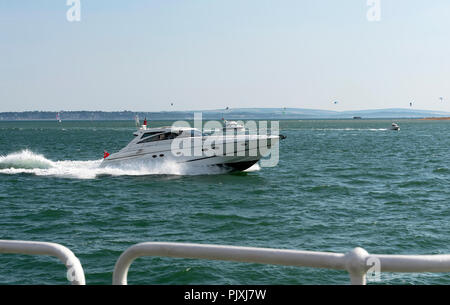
[1,108,450,121]
[419,117,450,121]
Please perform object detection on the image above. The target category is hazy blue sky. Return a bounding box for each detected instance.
[1,0,449,112]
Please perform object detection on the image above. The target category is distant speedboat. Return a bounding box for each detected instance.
[224,120,244,131]
[390,123,400,131]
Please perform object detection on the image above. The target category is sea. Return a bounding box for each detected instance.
[1,119,449,285]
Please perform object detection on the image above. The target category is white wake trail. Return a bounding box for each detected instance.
[0,150,220,179]
[0,150,254,179]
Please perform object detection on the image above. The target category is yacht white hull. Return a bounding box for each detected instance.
[100,135,279,173]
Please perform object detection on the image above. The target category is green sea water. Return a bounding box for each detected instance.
[1,119,450,285]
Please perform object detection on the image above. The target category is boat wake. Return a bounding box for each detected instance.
[0,150,255,179]
[312,128,388,131]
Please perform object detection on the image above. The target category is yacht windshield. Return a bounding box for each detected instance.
[138,132,180,144]
[190,130,206,137]
[141,132,163,139]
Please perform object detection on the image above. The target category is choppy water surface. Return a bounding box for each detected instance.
[1,119,450,284]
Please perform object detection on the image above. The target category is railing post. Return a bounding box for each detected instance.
[345,247,370,285]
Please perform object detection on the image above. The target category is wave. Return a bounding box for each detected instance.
[0,150,247,179]
[312,128,388,131]
[0,149,53,169]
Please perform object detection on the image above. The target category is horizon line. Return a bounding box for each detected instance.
[1,107,449,113]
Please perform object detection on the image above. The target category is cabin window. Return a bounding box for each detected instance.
[138,132,180,144]
[141,132,162,139]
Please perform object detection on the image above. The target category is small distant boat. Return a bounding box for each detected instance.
[390,123,400,131]
[223,120,244,131]
[353,116,362,120]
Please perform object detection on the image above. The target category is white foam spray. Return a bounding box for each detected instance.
[244,163,261,172]
[0,150,241,179]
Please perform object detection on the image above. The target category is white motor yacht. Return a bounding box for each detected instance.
[100,123,283,172]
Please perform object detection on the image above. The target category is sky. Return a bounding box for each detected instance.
[0,0,449,112]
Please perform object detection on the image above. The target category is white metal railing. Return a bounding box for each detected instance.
[112,242,450,285]
[2,240,450,285]
[0,240,85,285]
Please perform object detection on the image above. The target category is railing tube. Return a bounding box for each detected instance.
[376,254,450,273]
[0,240,85,285]
[113,242,348,285]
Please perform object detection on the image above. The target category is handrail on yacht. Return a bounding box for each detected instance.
[112,242,450,285]
[0,240,85,285]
